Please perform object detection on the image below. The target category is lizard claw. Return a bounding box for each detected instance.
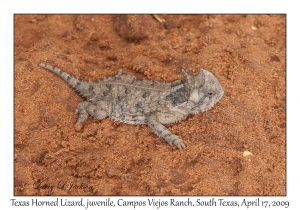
[174,139,186,149]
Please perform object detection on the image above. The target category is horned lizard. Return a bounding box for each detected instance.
[39,63,224,149]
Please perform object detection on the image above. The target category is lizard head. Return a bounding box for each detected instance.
[182,68,224,114]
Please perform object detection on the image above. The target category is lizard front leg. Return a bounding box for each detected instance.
[147,115,186,149]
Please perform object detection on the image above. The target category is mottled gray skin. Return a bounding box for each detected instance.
[39,63,224,149]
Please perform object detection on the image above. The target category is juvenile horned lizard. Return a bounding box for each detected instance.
[39,63,224,149]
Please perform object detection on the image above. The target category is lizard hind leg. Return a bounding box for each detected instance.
[147,115,186,149]
[75,101,108,125]
[86,104,108,120]
[74,101,91,126]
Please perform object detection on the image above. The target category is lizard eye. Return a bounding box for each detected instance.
[207,92,213,96]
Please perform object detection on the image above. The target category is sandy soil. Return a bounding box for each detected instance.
[14,14,286,196]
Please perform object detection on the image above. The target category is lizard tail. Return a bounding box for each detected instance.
[38,63,90,96]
